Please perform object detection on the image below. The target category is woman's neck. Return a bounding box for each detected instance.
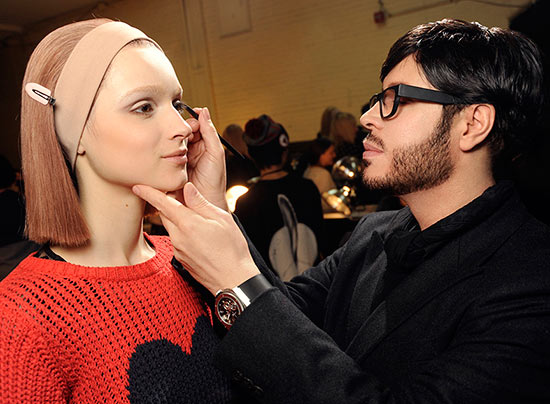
[51,181,155,267]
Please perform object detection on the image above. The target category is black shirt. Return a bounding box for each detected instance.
[234,173,324,267]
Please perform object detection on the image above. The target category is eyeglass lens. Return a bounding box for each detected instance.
[369,87,397,119]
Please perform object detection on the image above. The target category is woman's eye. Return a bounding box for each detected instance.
[135,103,153,114]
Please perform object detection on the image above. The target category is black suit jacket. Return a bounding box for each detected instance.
[216,190,550,403]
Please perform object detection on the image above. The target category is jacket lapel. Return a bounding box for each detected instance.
[345,238,481,361]
[323,230,387,347]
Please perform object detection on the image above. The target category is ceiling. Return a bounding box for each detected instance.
[0,0,102,40]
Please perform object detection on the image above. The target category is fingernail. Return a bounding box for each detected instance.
[132,185,143,196]
[203,107,211,120]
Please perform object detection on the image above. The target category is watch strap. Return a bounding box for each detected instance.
[236,273,273,306]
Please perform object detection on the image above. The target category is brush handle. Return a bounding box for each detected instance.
[183,104,245,160]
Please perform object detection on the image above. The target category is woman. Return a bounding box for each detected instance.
[330,111,363,160]
[0,19,231,403]
[303,137,337,212]
[317,105,340,139]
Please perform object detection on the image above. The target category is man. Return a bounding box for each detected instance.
[134,19,550,403]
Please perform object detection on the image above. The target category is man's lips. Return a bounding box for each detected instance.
[363,142,383,159]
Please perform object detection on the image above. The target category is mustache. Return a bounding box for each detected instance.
[364,130,384,149]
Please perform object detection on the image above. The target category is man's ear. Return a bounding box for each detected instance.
[458,104,495,152]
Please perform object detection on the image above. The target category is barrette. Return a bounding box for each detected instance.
[24,83,56,106]
[182,104,245,160]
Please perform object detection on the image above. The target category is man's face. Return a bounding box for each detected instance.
[359,55,456,196]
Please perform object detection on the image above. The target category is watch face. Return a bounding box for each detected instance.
[216,292,244,329]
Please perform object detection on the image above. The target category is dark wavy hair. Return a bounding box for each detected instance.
[381,19,544,165]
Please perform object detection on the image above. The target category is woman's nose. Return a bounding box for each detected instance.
[169,108,193,140]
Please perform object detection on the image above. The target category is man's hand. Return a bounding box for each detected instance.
[184,107,228,211]
[133,182,260,294]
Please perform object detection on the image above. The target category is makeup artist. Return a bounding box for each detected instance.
[133,18,550,404]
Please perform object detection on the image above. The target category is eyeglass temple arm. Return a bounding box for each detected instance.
[397,84,463,105]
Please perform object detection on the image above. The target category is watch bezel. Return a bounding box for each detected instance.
[215,289,245,329]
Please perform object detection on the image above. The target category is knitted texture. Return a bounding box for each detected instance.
[0,236,231,403]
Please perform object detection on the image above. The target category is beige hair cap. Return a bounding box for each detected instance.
[54,21,159,168]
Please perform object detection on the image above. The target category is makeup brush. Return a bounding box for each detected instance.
[182,104,245,160]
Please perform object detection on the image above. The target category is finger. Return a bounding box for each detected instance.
[197,107,223,152]
[185,107,202,144]
[183,182,212,211]
[157,211,180,239]
[133,185,184,224]
[185,116,200,133]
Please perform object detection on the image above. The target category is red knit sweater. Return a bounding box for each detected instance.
[0,236,231,403]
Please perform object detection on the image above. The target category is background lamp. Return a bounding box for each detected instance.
[322,186,352,216]
[226,185,249,212]
[324,157,364,215]
[332,156,363,183]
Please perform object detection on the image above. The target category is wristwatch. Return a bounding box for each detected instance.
[215,274,272,329]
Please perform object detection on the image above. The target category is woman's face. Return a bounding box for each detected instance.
[319,145,336,167]
[78,44,192,192]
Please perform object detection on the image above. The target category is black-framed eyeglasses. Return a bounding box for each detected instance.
[368,84,464,119]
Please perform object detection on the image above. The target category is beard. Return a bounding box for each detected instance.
[362,109,455,196]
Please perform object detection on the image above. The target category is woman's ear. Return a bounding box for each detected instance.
[77,125,91,155]
[77,141,86,156]
[77,131,87,155]
[459,104,495,152]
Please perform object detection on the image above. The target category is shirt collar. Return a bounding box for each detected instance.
[384,181,515,272]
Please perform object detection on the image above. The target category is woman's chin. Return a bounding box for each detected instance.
[161,178,188,193]
[138,178,187,194]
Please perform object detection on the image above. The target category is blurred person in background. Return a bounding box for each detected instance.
[222,123,259,188]
[317,105,340,139]
[234,114,324,275]
[330,111,363,160]
[303,137,337,212]
[0,155,25,247]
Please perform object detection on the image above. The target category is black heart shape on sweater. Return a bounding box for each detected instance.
[126,315,231,404]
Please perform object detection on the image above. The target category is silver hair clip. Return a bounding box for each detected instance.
[24,83,56,106]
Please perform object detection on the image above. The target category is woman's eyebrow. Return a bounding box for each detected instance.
[119,85,183,103]
[118,85,164,102]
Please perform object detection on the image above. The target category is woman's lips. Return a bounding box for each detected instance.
[163,150,188,165]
